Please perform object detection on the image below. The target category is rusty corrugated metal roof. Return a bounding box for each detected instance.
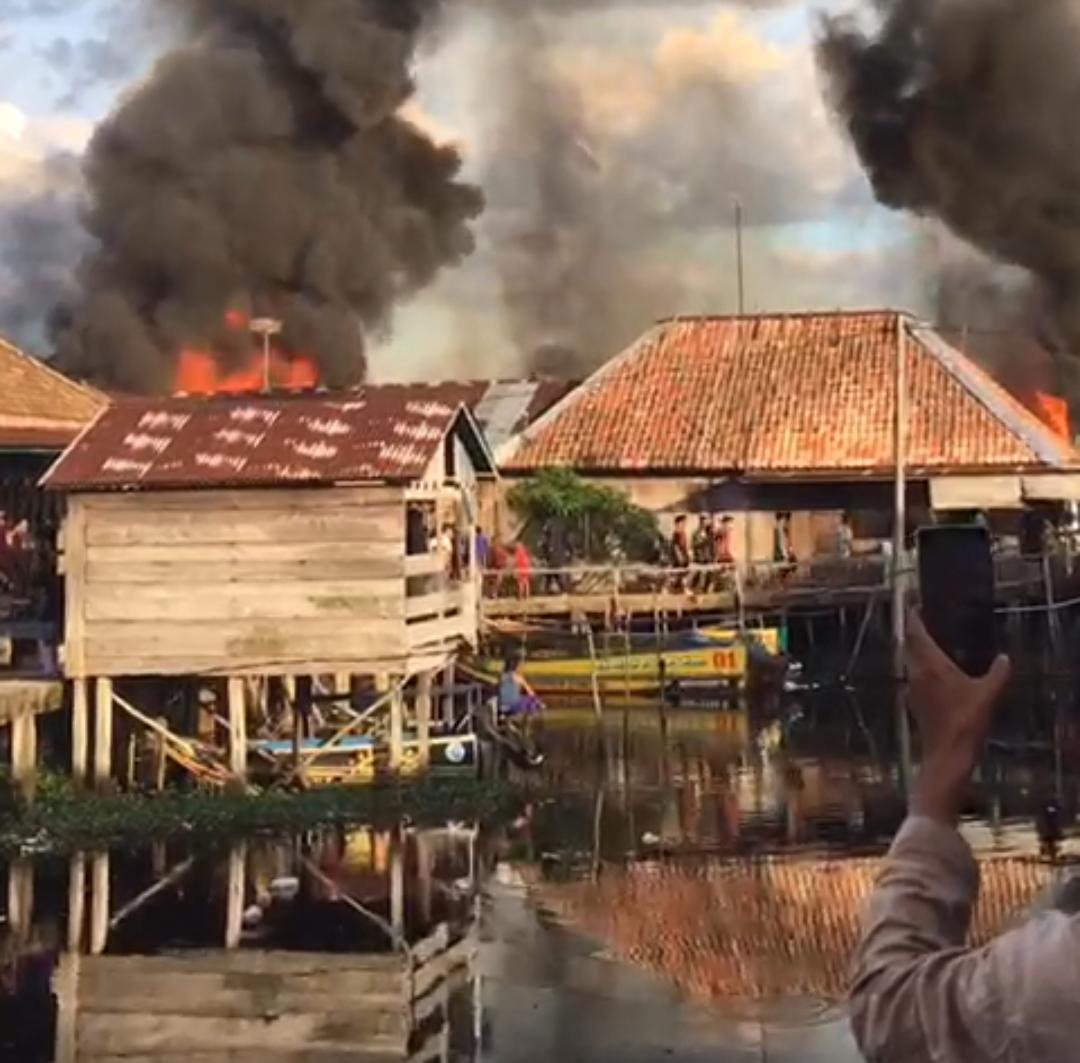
[41,386,483,490]
[0,338,107,452]
[373,378,577,448]
[502,311,1080,476]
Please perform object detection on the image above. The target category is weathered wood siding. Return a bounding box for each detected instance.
[71,951,412,1061]
[63,488,410,678]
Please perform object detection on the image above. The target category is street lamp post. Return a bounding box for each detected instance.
[249,317,283,393]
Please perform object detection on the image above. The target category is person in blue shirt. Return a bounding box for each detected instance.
[498,654,542,717]
[475,525,491,571]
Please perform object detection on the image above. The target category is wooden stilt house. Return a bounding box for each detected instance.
[41,387,496,786]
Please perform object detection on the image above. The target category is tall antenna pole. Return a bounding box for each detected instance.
[734,199,745,315]
[893,314,912,794]
[250,317,283,393]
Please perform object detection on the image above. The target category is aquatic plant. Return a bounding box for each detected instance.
[0,776,514,856]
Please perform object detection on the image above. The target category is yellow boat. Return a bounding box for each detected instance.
[462,626,786,697]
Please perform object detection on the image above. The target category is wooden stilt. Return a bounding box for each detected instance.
[152,718,168,791]
[416,829,433,926]
[7,860,33,939]
[94,677,113,790]
[89,852,109,955]
[227,677,247,781]
[10,705,37,804]
[390,831,405,946]
[71,678,89,787]
[225,843,246,949]
[441,661,456,726]
[585,622,603,720]
[54,952,79,1063]
[417,672,433,768]
[390,681,404,771]
[67,852,86,953]
[110,857,195,932]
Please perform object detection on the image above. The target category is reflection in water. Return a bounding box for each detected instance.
[1,702,1077,1061]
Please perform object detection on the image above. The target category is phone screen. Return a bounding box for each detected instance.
[917,525,997,677]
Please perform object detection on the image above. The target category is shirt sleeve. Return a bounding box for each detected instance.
[851,815,1080,1062]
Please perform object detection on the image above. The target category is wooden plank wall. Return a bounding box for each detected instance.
[64,488,408,678]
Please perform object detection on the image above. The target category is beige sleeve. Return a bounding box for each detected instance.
[851,816,1080,1063]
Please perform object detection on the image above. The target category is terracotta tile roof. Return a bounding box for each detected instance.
[41,386,493,491]
[503,311,1080,476]
[534,854,1048,1002]
[0,339,106,451]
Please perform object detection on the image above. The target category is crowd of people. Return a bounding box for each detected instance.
[476,527,533,599]
[0,511,60,674]
[0,513,56,616]
[668,513,737,591]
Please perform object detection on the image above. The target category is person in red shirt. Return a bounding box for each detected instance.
[714,514,734,564]
[489,539,509,597]
[512,540,532,599]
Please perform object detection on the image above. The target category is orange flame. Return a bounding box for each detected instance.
[175,348,319,395]
[1029,391,1072,442]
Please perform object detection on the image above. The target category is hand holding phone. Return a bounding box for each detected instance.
[917,524,997,678]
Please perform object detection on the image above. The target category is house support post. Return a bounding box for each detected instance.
[417,671,433,767]
[94,678,113,791]
[228,677,247,781]
[71,678,88,787]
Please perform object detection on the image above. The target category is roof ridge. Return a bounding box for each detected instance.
[495,321,667,465]
[0,336,107,407]
[909,324,1075,467]
[654,308,904,326]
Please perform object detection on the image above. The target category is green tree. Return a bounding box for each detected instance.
[507,468,660,562]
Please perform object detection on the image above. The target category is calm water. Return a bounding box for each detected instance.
[1,700,1075,1062]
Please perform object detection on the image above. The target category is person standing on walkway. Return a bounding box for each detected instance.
[512,540,533,599]
[670,515,690,591]
[847,614,1080,1063]
[837,512,854,560]
[691,514,714,591]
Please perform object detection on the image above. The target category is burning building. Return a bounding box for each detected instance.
[818,0,1080,407]
[50,0,482,394]
[500,310,1080,564]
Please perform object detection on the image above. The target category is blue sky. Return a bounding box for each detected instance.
[0,0,923,377]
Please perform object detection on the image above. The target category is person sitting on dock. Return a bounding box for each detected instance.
[498,654,542,718]
[849,614,1080,1063]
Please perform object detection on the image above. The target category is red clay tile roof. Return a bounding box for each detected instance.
[502,311,1080,476]
[533,854,1049,1002]
[41,387,493,491]
[0,339,106,451]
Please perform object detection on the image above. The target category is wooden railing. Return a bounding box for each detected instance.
[480,549,1070,609]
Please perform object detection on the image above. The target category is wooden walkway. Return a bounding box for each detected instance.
[482,554,1072,621]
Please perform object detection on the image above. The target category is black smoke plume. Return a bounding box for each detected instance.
[55,0,482,392]
[817,0,1080,397]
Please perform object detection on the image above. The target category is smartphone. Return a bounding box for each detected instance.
[917,524,997,677]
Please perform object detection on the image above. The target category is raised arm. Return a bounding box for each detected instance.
[850,614,1080,1062]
